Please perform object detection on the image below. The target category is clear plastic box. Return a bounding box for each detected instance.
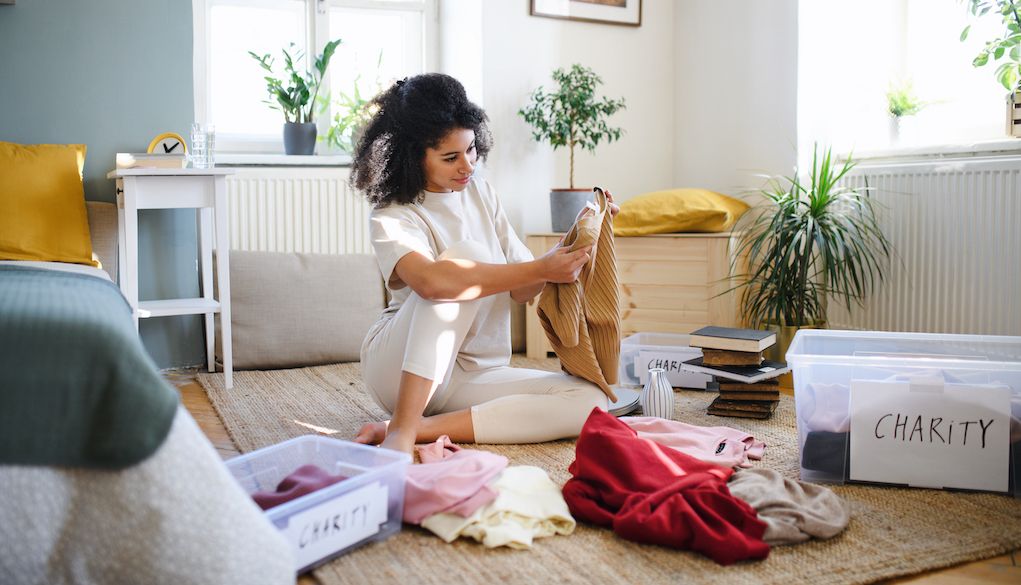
[225,435,411,572]
[786,330,1021,498]
[619,332,711,389]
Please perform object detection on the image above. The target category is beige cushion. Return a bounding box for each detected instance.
[86,201,118,283]
[218,251,384,370]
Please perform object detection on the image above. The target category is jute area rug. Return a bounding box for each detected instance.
[198,357,1021,585]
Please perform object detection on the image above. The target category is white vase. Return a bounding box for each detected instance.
[640,367,675,419]
[888,117,901,146]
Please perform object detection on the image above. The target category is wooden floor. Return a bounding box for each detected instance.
[169,371,1020,585]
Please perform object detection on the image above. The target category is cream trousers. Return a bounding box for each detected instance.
[361,240,607,443]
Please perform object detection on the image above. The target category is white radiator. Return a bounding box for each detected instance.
[829,155,1021,336]
[225,167,372,255]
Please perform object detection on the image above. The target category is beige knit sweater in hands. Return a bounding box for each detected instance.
[536,190,621,402]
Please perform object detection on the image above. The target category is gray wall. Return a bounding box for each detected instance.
[0,0,204,369]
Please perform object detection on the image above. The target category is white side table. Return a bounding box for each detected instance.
[107,168,236,389]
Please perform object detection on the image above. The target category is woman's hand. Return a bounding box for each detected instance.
[604,189,620,218]
[538,244,592,283]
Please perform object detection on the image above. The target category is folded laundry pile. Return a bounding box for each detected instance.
[408,436,576,550]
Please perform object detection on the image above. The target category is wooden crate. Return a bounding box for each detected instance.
[525,233,744,359]
[1009,91,1021,139]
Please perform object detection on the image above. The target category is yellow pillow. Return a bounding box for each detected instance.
[0,141,98,267]
[613,188,750,236]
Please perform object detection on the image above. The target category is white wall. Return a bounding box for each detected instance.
[478,0,677,235]
[673,1,799,196]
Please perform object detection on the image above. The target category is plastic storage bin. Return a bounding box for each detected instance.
[786,330,1021,498]
[226,435,411,572]
[619,332,711,389]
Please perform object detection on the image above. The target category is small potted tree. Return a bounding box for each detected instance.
[728,145,893,362]
[519,64,626,232]
[249,39,341,155]
[960,0,1021,137]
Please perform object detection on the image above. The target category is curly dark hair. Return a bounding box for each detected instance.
[349,73,493,208]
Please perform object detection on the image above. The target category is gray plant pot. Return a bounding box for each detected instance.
[283,122,317,155]
[550,189,593,233]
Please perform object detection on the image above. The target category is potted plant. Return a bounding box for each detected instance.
[886,79,927,145]
[249,39,341,155]
[519,64,626,232]
[728,145,893,362]
[960,0,1021,137]
[320,55,384,154]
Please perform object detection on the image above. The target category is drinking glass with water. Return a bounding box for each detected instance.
[189,123,215,169]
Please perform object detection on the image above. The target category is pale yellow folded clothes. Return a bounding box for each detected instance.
[537,189,621,401]
[726,468,850,546]
[420,465,576,549]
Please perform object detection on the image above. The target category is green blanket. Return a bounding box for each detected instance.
[0,265,179,469]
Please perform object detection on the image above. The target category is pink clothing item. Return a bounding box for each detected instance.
[404,436,508,524]
[251,464,347,510]
[620,417,766,469]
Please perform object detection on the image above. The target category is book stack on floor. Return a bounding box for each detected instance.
[681,326,791,420]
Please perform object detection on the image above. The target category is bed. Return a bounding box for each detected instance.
[0,201,295,584]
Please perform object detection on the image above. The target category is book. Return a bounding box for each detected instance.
[116,152,186,169]
[718,380,779,391]
[707,406,775,420]
[689,326,776,353]
[681,357,790,384]
[701,349,763,366]
[707,396,779,419]
[718,389,780,401]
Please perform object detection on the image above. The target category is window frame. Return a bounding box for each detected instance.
[192,0,438,155]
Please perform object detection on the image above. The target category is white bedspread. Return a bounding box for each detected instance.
[0,407,294,585]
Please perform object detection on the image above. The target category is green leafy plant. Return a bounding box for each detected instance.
[249,39,342,123]
[518,64,626,188]
[886,80,927,117]
[729,145,893,328]
[320,53,384,153]
[960,0,1021,91]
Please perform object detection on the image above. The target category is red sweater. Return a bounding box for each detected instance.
[563,408,769,565]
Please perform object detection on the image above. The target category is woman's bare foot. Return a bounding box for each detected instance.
[353,421,387,445]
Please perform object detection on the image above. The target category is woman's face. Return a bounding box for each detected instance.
[422,128,477,193]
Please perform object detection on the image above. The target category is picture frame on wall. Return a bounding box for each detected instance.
[530,0,641,27]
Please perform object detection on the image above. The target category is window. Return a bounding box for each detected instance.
[798,0,1008,157]
[193,0,437,153]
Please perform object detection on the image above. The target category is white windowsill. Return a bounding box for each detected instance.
[215,153,352,167]
[843,138,1021,164]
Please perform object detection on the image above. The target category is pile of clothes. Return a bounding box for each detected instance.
[251,409,851,563]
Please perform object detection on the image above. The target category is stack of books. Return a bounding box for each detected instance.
[681,326,790,420]
[116,152,187,169]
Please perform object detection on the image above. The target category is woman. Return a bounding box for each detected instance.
[350,73,617,455]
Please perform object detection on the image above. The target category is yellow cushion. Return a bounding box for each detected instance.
[0,141,98,267]
[613,188,750,236]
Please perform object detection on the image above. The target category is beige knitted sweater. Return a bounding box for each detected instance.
[537,190,621,401]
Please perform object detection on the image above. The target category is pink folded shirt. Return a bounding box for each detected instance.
[620,417,766,468]
[403,436,508,524]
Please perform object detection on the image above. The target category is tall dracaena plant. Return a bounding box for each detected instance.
[249,39,341,123]
[519,64,626,189]
[730,145,893,328]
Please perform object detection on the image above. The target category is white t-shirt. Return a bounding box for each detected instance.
[367,178,534,370]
